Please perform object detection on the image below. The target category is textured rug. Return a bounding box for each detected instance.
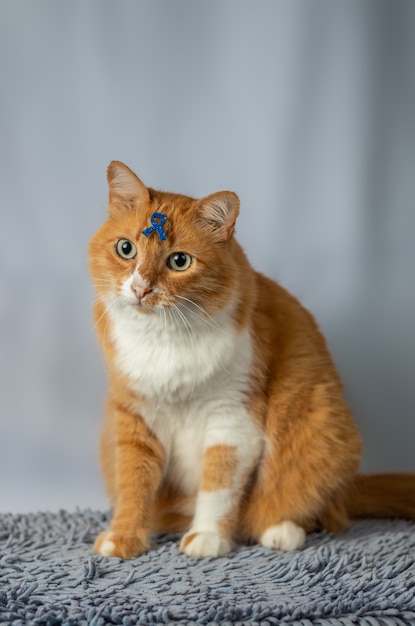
[1,510,415,625]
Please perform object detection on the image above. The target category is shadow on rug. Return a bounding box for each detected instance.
[1,510,415,625]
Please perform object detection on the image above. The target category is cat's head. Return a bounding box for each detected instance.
[89,161,243,318]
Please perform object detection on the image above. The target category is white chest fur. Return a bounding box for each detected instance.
[107,300,263,495]
[108,300,251,403]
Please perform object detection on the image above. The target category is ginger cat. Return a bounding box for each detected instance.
[89,161,415,559]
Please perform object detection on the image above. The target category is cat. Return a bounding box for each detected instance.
[88,160,415,559]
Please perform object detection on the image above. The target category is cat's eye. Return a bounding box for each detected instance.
[115,239,137,260]
[167,252,193,272]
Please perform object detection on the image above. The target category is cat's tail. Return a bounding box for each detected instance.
[345,473,415,520]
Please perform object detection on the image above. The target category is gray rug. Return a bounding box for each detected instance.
[1,510,415,625]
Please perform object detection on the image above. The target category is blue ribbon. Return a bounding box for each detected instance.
[142,212,167,241]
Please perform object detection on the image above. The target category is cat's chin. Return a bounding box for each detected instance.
[124,301,160,315]
[129,302,157,315]
[114,297,157,315]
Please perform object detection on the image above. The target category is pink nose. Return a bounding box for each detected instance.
[131,280,153,302]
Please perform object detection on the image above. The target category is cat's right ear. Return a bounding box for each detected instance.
[107,161,150,210]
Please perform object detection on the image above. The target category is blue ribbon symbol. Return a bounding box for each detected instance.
[142,212,167,241]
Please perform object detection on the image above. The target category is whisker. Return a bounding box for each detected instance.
[176,296,231,336]
[88,297,116,354]
[172,304,197,342]
[161,305,167,335]
[92,280,114,286]
[93,299,110,330]
[170,304,197,400]
[167,305,186,346]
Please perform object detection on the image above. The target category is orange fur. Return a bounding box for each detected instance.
[200,445,239,492]
[346,474,415,520]
[89,161,415,559]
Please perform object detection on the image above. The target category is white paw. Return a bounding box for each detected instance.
[98,539,116,557]
[260,521,306,552]
[180,531,231,558]
[93,530,147,559]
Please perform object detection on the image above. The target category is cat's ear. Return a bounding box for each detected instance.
[107,161,150,208]
[195,191,240,241]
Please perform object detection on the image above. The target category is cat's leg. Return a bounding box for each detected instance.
[180,413,263,558]
[94,402,165,559]
[240,384,361,551]
[179,444,240,558]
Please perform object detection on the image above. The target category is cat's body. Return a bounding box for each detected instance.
[89,161,415,559]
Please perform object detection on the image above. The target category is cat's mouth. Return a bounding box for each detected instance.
[126,293,164,315]
[117,284,159,313]
[130,299,157,314]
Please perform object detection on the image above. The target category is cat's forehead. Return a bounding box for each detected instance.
[148,190,195,220]
[137,191,198,242]
[110,192,190,231]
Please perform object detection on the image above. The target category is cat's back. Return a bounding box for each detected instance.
[251,271,338,383]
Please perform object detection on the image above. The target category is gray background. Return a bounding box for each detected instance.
[1,1,414,513]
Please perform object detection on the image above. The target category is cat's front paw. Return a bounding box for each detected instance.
[94,530,148,559]
[260,521,306,552]
[180,531,231,558]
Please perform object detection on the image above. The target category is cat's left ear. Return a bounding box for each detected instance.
[195,191,240,241]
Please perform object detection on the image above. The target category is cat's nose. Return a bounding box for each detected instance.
[131,279,153,302]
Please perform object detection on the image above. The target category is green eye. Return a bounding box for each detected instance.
[115,239,137,259]
[167,252,193,272]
